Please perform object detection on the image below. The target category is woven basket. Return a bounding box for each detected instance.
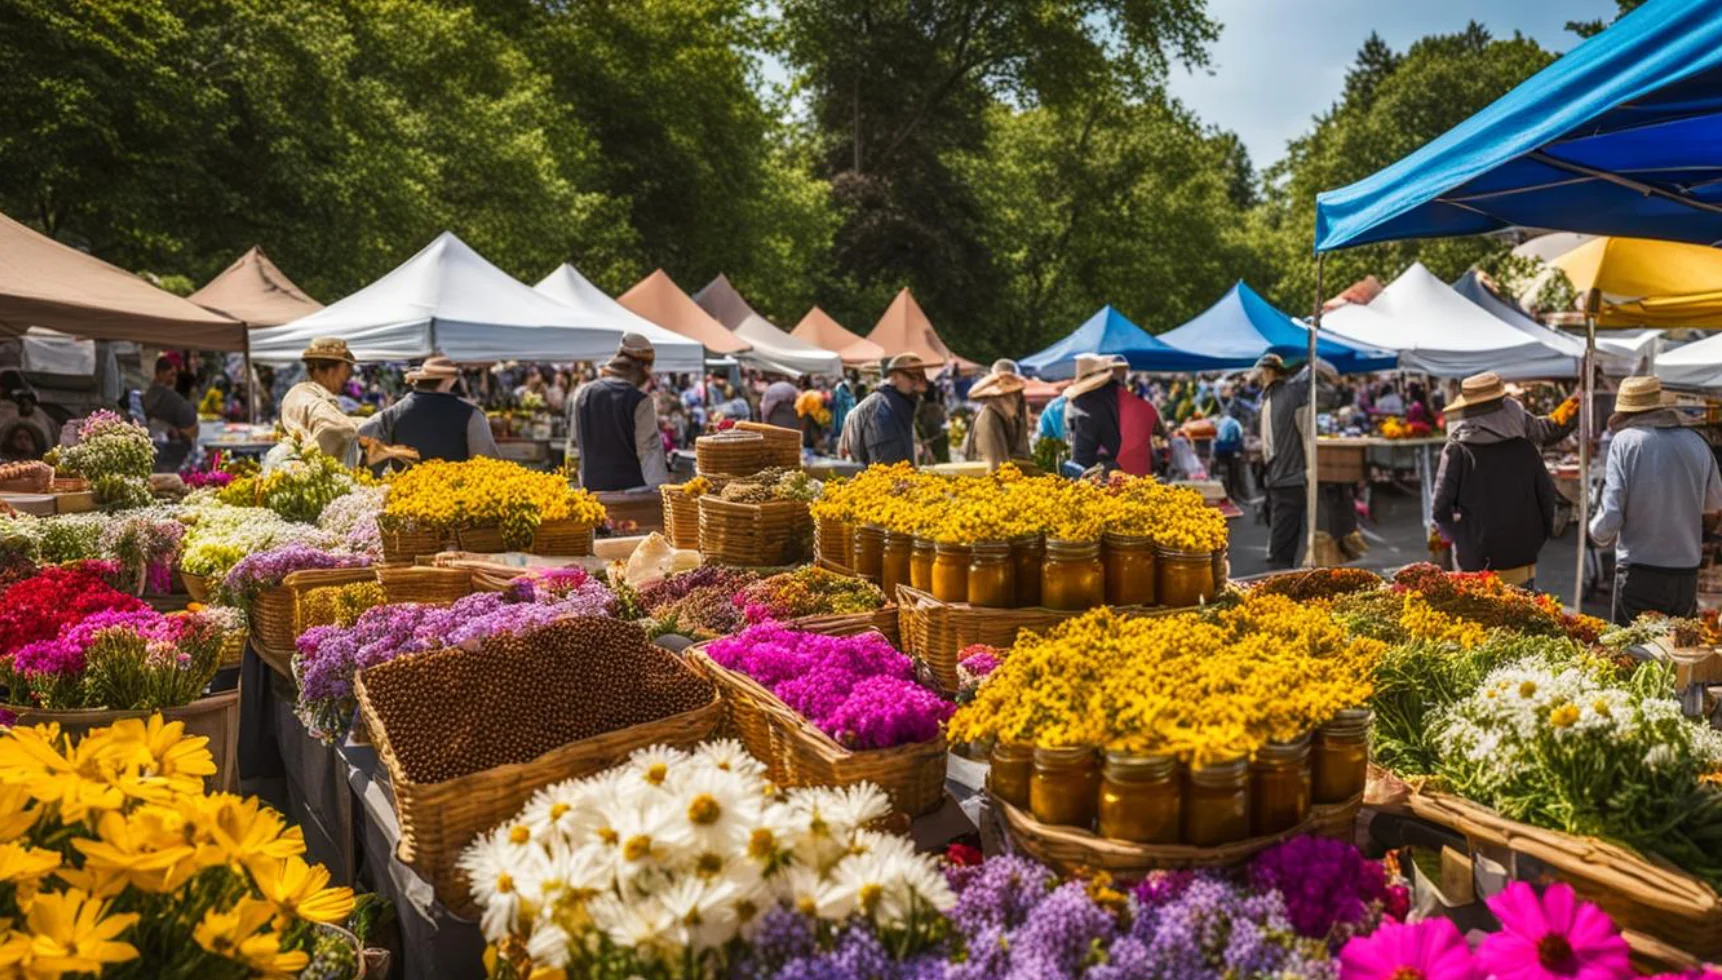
[814,516,854,568]
[381,525,449,563]
[355,674,723,915]
[782,606,901,649]
[218,630,246,669]
[997,792,1361,879]
[250,567,378,661]
[734,421,802,469]
[696,431,766,477]
[661,487,703,550]
[181,570,211,604]
[377,564,474,606]
[689,646,946,819]
[455,520,593,556]
[13,690,242,792]
[698,496,812,566]
[49,477,89,493]
[1409,789,1722,959]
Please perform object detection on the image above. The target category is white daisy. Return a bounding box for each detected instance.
[816,783,892,836]
[694,738,768,781]
[776,863,849,921]
[657,875,743,951]
[525,921,572,969]
[623,744,692,795]
[590,893,683,959]
[458,826,537,941]
[660,765,762,857]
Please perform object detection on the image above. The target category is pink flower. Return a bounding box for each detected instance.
[1339,918,1479,980]
[1476,882,1631,980]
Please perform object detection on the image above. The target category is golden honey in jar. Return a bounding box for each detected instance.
[1102,532,1157,607]
[1156,546,1217,608]
[1249,733,1312,836]
[1097,751,1181,844]
[989,740,1033,809]
[852,524,885,583]
[932,541,973,603]
[1312,708,1372,804]
[1183,757,1249,847]
[967,540,1016,608]
[1011,534,1045,607]
[910,536,936,592]
[881,531,914,599]
[1041,538,1104,611]
[1030,745,1100,829]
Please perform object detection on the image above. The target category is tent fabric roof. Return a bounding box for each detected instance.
[187,246,323,328]
[1654,330,1722,388]
[790,307,885,366]
[1156,281,1396,374]
[1451,269,1635,375]
[864,288,978,371]
[249,232,624,364]
[1542,236,1722,327]
[533,264,704,375]
[1321,263,1578,379]
[692,275,841,377]
[617,270,750,355]
[0,209,244,350]
[1019,306,1236,379]
[1316,0,1722,251]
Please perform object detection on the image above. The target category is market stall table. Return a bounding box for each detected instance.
[1319,435,1445,532]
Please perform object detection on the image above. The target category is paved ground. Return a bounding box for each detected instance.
[1224,483,1614,619]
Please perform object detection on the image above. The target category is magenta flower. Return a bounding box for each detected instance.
[1339,918,1479,980]
[1476,882,1631,980]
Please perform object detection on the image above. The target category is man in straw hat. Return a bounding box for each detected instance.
[568,332,669,491]
[963,360,1031,471]
[1590,376,1722,624]
[1064,353,1159,476]
[1431,371,1560,588]
[838,353,926,466]
[271,337,362,469]
[358,355,495,468]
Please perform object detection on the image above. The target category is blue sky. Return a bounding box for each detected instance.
[1166,0,1619,168]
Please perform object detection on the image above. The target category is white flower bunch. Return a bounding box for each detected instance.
[177,503,341,578]
[459,740,954,975]
[317,484,386,557]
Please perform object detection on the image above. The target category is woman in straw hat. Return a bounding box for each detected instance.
[1590,375,1722,624]
[963,362,1030,471]
[269,337,362,469]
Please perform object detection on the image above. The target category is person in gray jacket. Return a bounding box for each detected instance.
[838,354,925,466]
[1256,353,1337,569]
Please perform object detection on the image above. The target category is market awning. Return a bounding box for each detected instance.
[1020,305,1235,379]
[1451,269,1636,375]
[1315,0,1722,252]
[1155,281,1395,374]
[0,209,244,350]
[617,270,751,356]
[790,306,885,367]
[864,288,979,372]
[693,274,841,377]
[533,264,705,375]
[1538,235,1722,327]
[188,246,323,327]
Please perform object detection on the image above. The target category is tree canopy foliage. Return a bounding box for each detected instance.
[0,0,1576,362]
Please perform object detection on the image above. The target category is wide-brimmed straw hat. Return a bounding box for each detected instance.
[1613,375,1673,414]
[602,332,657,380]
[301,337,357,365]
[883,353,927,381]
[1066,353,1116,398]
[970,369,1027,400]
[1447,371,1508,413]
[406,355,460,384]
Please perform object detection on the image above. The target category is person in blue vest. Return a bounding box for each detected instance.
[358,356,497,469]
[837,353,924,466]
[568,332,670,491]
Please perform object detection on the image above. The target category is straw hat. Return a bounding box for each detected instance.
[1613,375,1672,414]
[970,369,1026,400]
[1066,353,1116,398]
[990,358,1021,376]
[883,353,927,381]
[602,332,657,381]
[406,355,460,384]
[1446,371,1507,413]
[301,337,356,365]
[1254,352,1285,372]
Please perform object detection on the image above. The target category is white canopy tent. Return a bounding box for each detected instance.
[693,275,841,377]
[250,232,625,364]
[1451,269,1636,376]
[1322,262,1576,379]
[1653,333,1722,390]
[533,264,705,375]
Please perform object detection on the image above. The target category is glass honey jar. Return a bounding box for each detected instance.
[1097,751,1181,844]
[988,740,1033,810]
[1030,745,1100,829]
[1183,757,1250,847]
[1156,546,1218,607]
[1312,709,1372,804]
[967,540,1016,608]
[881,530,914,599]
[932,541,972,603]
[910,536,936,592]
[852,524,885,583]
[1011,534,1045,607]
[1249,733,1312,837]
[1041,538,1104,611]
[1102,532,1157,607]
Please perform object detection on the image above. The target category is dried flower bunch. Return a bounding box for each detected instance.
[217,442,368,524]
[49,411,156,512]
[718,467,820,503]
[733,566,887,623]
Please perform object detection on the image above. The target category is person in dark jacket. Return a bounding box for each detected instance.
[1431,372,1559,588]
[1064,354,1122,471]
[567,333,668,491]
[1256,353,1338,569]
[358,356,496,470]
[837,353,925,465]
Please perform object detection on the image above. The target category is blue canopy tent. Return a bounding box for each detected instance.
[1019,305,1234,379]
[1156,281,1396,374]
[1312,0,1722,602]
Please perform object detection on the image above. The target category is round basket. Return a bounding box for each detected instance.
[696,431,765,477]
[661,487,702,550]
[181,570,211,604]
[455,523,510,553]
[250,586,296,658]
[218,630,246,668]
[735,421,802,469]
[381,525,449,563]
[532,519,594,556]
[11,689,242,792]
[377,564,475,606]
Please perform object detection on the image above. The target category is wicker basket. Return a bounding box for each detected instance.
[14,689,242,792]
[1409,788,1722,959]
[455,520,594,556]
[376,564,474,606]
[49,477,88,493]
[814,516,854,568]
[734,421,803,469]
[661,487,703,550]
[997,792,1361,879]
[696,431,766,477]
[381,525,449,563]
[218,630,246,668]
[782,606,901,649]
[698,496,812,566]
[355,675,723,914]
[250,566,378,661]
[689,646,947,819]
[181,570,211,604]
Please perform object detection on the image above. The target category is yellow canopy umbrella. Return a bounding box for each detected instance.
[1546,236,1722,327]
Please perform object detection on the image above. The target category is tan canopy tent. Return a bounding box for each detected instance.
[617,269,750,355]
[0,210,243,349]
[188,246,322,327]
[692,274,840,376]
[864,287,978,372]
[791,306,884,366]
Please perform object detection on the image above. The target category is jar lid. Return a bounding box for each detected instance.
[1319,708,1373,737]
[1032,744,1096,763]
[1045,537,1101,556]
[1255,732,1312,760]
[1188,756,1248,782]
[1154,544,1216,558]
[970,539,1011,556]
[935,540,974,554]
[1102,751,1177,777]
[1102,531,1154,545]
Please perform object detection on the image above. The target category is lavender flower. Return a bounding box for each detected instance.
[1248,836,1389,942]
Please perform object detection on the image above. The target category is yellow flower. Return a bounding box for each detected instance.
[1549,703,1581,728]
[9,889,139,977]
[188,794,305,877]
[193,897,309,979]
[253,855,355,925]
[0,724,126,823]
[68,809,197,896]
[99,715,216,801]
[0,783,40,841]
[382,458,605,547]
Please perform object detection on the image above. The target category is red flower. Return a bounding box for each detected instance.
[0,566,146,662]
[944,843,983,867]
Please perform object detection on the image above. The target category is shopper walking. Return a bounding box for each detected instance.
[838,354,925,466]
[1257,353,1336,569]
[963,363,1030,471]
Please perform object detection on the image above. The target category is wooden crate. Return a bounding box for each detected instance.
[1315,443,1366,484]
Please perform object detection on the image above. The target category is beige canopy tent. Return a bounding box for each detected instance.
[188,246,322,327]
[617,269,750,355]
[791,306,885,366]
[864,287,978,372]
[0,210,243,349]
[693,274,841,376]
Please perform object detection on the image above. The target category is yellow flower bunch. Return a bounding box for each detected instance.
[382,457,607,549]
[1398,593,1490,649]
[0,716,355,977]
[1099,474,1228,552]
[299,581,387,630]
[948,595,1384,766]
[794,390,832,427]
[665,476,712,499]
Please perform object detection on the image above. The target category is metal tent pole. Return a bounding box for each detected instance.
[1574,289,1599,612]
[1307,254,1324,567]
[242,330,257,425]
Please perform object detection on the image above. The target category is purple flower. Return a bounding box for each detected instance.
[222,544,370,601]
[946,855,1054,936]
[1003,881,1120,978]
[1249,836,1389,941]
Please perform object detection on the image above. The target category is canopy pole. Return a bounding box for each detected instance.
[1307,254,1325,568]
[1574,289,1599,612]
[242,330,257,426]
